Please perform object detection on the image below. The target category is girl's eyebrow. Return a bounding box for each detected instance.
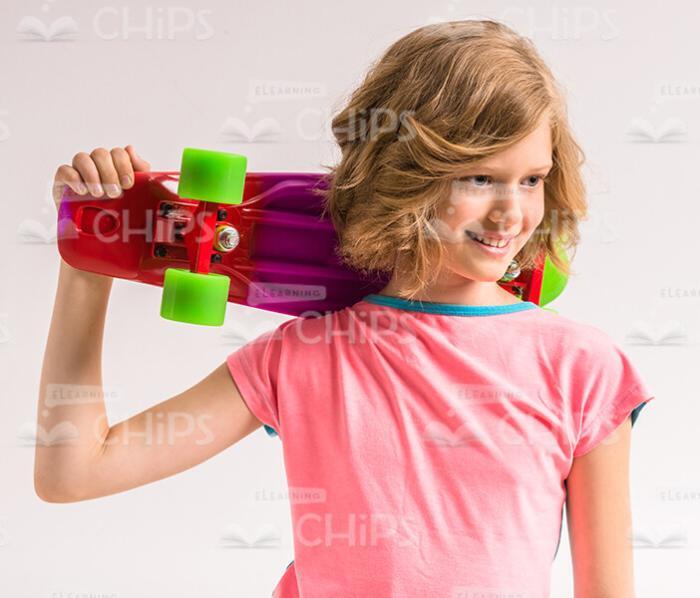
[465,163,553,174]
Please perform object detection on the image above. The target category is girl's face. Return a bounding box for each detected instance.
[434,117,552,284]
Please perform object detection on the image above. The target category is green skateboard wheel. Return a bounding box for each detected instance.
[539,242,569,306]
[177,148,247,205]
[161,268,230,326]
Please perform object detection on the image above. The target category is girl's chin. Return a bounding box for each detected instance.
[457,266,512,283]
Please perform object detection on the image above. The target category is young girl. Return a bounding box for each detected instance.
[37,19,654,598]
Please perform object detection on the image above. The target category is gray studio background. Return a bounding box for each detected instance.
[1,0,697,596]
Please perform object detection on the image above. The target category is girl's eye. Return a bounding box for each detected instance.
[459,175,547,188]
[525,175,544,187]
[460,175,492,186]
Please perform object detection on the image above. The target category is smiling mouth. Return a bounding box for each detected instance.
[465,230,513,249]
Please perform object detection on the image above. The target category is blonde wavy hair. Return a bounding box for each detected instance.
[318,19,588,300]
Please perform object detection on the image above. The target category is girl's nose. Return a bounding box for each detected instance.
[488,188,523,228]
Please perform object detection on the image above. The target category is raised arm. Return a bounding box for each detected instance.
[35,147,264,503]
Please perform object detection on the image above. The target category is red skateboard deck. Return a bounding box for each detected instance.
[57,170,551,319]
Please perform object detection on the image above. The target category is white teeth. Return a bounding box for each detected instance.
[468,231,509,248]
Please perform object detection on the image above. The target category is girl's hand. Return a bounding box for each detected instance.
[51,145,151,281]
[52,144,151,209]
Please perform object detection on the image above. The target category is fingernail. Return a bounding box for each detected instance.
[76,183,88,194]
[105,184,121,198]
[121,174,132,187]
[91,184,104,197]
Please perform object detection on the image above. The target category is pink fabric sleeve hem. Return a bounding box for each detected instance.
[226,348,281,436]
[573,383,655,458]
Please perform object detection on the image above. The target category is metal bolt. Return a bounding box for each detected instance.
[160,203,173,217]
[211,254,222,264]
[214,225,240,252]
[217,208,227,220]
[154,244,167,257]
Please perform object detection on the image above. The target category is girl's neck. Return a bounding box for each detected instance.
[377,278,521,307]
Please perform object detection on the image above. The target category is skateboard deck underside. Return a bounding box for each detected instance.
[57,171,539,317]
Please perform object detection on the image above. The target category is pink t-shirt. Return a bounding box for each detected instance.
[226,294,655,598]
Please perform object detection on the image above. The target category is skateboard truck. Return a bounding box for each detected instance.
[159,147,247,326]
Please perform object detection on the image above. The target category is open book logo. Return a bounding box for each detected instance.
[583,207,619,244]
[17,421,80,447]
[0,314,9,344]
[17,219,57,244]
[220,324,251,347]
[626,117,687,143]
[629,524,688,549]
[425,2,485,26]
[220,318,279,346]
[220,116,282,143]
[19,190,78,244]
[422,421,484,447]
[0,516,9,547]
[625,319,688,346]
[0,109,9,142]
[219,523,282,549]
[16,15,79,42]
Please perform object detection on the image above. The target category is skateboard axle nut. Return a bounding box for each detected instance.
[214,225,239,252]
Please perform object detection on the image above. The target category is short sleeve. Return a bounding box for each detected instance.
[226,320,293,440]
[572,332,655,458]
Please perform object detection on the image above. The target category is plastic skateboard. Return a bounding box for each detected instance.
[56,148,568,326]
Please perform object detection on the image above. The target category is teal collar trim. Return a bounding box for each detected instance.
[362,293,538,316]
